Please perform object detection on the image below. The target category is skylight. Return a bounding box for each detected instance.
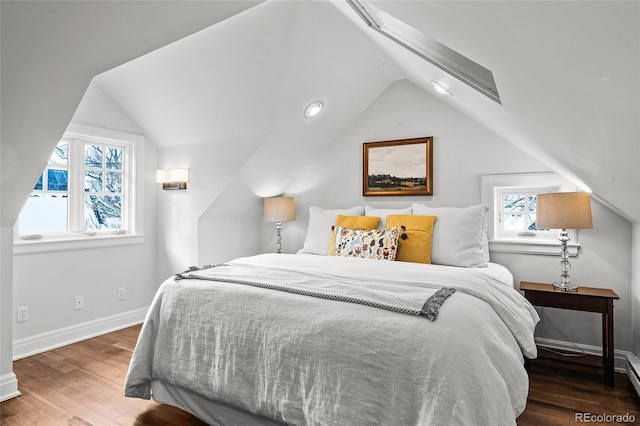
[348,0,501,104]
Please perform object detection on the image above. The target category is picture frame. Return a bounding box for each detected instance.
[363,136,433,196]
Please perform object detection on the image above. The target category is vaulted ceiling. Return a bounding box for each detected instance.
[2,1,639,225]
[1,0,261,225]
[94,0,640,222]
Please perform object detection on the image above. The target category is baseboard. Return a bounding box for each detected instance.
[625,354,640,396]
[0,372,21,402]
[535,336,633,373]
[13,307,148,361]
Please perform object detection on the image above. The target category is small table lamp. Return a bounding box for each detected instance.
[536,192,593,292]
[264,197,296,253]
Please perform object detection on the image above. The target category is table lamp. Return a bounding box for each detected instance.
[264,197,295,253]
[536,192,593,292]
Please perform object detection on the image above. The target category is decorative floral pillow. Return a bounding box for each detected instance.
[328,215,381,256]
[333,226,400,261]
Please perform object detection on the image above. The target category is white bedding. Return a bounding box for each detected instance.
[125,254,538,425]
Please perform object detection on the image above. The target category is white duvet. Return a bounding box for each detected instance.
[125,254,539,426]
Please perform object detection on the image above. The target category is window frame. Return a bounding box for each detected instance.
[14,122,145,254]
[20,140,71,234]
[481,172,581,256]
[495,185,559,239]
[78,138,130,233]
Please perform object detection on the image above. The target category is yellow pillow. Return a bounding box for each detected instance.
[328,215,381,255]
[386,215,437,264]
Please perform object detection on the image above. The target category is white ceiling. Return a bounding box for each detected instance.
[341,1,640,221]
[94,1,401,148]
[1,0,263,225]
[92,0,640,222]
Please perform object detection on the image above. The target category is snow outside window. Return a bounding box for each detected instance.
[15,123,144,254]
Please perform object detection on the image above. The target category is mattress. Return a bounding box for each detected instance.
[125,253,538,425]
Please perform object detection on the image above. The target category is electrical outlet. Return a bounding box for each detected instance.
[117,288,126,301]
[75,295,84,310]
[17,306,29,322]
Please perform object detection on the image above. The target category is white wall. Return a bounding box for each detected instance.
[155,135,266,280]
[196,79,635,354]
[493,201,633,351]
[11,83,159,355]
[283,79,556,247]
[0,0,265,400]
[311,80,634,353]
[633,224,640,355]
[1,228,19,400]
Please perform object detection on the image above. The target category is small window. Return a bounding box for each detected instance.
[481,173,581,256]
[495,187,555,240]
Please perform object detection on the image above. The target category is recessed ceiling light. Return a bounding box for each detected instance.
[304,100,323,118]
[431,81,453,96]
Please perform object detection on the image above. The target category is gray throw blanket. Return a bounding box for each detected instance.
[176,263,456,321]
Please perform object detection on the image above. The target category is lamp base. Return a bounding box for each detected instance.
[554,229,577,292]
[275,222,283,254]
[553,282,578,292]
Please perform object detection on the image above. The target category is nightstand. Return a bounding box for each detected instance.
[520,281,619,386]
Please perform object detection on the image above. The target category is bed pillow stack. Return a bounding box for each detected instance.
[363,206,412,228]
[300,203,489,268]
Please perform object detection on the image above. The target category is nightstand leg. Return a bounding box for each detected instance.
[603,301,615,387]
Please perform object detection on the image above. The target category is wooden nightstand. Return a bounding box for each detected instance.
[520,281,619,386]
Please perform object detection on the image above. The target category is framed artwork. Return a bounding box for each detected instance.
[363,136,433,196]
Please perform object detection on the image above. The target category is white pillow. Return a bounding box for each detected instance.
[411,203,490,267]
[412,203,490,263]
[364,206,412,228]
[301,206,364,255]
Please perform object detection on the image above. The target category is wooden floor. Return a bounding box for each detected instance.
[520,352,640,425]
[1,326,639,425]
[0,325,206,426]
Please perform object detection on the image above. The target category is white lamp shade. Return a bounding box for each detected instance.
[156,168,189,183]
[264,197,296,222]
[537,192,593,229]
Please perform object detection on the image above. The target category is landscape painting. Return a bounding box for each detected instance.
[363,137,433,196]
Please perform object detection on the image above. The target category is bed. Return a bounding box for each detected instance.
[125,205,539,425]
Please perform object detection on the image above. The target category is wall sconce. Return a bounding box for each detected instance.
[264,197,296,253]
[156,168,189,190]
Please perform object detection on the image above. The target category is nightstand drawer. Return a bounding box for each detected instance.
[523,291,610,313]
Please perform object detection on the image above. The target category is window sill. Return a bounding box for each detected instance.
[489,239,579,256]
[13,234,145,255]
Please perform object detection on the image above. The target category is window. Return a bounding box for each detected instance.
[19,140,70,234]
[15,123,144,253]
[83,142,126,231]
[495,187,555,239]
[481,173,581,255]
